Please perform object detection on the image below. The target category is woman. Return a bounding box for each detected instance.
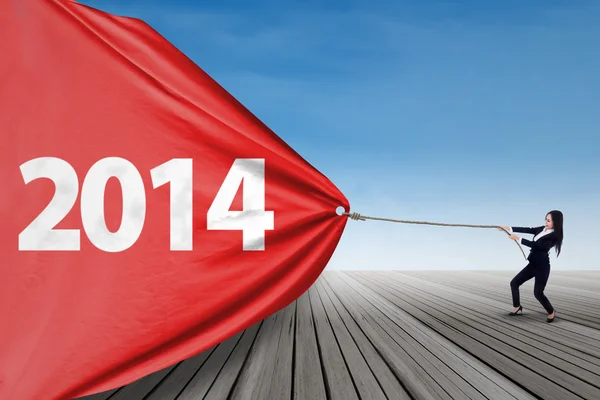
[499,210,564,322]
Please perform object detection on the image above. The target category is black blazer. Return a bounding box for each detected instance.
[511,226,558,265]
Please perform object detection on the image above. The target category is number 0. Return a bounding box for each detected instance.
[81,157,146,252]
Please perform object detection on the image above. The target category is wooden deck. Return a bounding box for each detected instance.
[79,271,600,400]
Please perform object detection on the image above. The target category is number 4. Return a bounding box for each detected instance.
[207,159,274,251]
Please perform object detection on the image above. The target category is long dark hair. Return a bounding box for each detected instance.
[548,210,564,256]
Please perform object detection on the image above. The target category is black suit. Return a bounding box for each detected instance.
[510,226,557,314]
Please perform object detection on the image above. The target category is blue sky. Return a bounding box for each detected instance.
[78,0,599,270]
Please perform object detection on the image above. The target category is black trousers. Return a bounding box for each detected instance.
[510,262,554,314]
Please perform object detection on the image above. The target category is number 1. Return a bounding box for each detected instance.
[150,158,193,251]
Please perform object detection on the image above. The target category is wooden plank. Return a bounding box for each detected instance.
[475,272,600,320]
[175,330,244,400]
[202,323,262,400]
[107,365,177,400]
[424,270,600,309]
[358,272,600,399]
[392,271,600,355]
[145,346,217,399]
[334,273,488,400]
[266,300,297,400]
[480,270,600,293]
[439,271,600,313]
[390,273,600,369]
[307,285,360,400]
[390,272,600,360]
[313,278,390,400]
[294,290,328,399]
[317,276,410,399]
[428,271,600,344]
[337,272,533,400]
[351,272,576,399]
[77,388,119,400]
[552,271,600,282]
[74,271,600,400]
[408,270,600,337]
[399,271,600,331]
[445,271,600,331]
[340,272,536,400]
[228,311,282,400]
[322,273,451,400]
[380,273,600,382]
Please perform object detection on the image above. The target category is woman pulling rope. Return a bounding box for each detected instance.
[343,209,564,322]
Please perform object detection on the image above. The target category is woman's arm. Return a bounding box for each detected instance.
[511,226,544,235]
[520,234,557,251]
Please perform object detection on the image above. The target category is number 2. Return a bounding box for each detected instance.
[19,157,80,251]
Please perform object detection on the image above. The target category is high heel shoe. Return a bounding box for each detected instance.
[547,311,556,323]
[509,305,523,316]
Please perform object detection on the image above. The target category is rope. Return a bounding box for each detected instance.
[343,212,527,260]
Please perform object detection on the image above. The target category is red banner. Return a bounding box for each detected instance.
[0,1,349,399]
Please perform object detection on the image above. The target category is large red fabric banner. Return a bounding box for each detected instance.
[0,1,349,399]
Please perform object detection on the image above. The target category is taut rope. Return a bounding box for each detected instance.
[343,212,527,260]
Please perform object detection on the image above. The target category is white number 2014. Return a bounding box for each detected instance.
[18,157,274,252]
